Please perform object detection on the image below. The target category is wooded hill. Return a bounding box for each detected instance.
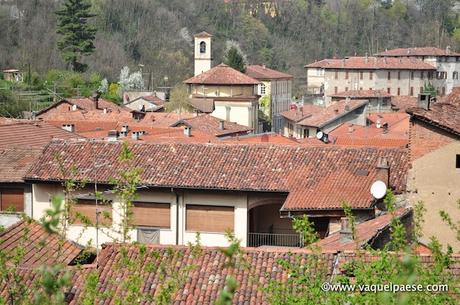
[1,0,460,94]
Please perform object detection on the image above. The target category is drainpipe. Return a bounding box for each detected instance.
[173,188,180,245]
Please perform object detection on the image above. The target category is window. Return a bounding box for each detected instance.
[411,71,414,80]
[397,71,401,80]
[199,41,206,53]
[397,88,400,96]
[387,88,391,94]
[334,86,338,94]
[260,83,266,95]
[132,202,170,228]
[442,87,446,96]
[456,155,460,169]
[71,199,112,226]
[410,87,414,96]
[428,71,433,79]
[360,71,363,80]
[453,71,458,80]
[387,71,391,80]
[369,71,373,80]
[345,87,348,91]
[186,205,234,232]
[345,71,349,80]
[303,128,309,138]
[421,71,424,79]
[334,71,338,79]
[0,189,23,212]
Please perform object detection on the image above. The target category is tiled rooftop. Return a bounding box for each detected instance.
[316,207,412,251]
[406,102,460,137]
[171,114,252,137]
[0,146,44,183]
[375,47,460,57]
[184,63,261,85]
[0,120,82,147]
[281,100,368,127]
[0,220,82,267]
[305,56,436,70]
[245,65,293,80]
[25,141,408,211]
[390,96,418,112]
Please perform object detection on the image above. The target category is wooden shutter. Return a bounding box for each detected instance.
[0,189,24,212]
[72,200,112,226]
[186,205,234,233]
[132,202,170,228]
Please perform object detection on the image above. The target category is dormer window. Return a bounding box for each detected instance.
[200,41,206,54]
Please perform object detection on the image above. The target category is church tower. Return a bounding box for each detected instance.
[194,31,213,76]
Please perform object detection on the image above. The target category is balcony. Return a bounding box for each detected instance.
[248,232,304,248]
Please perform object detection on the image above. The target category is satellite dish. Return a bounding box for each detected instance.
[370,180,387,199]
[316,131,323,140]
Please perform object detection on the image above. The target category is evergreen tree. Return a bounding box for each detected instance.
[224,46,246,73]
[56,0,97,72]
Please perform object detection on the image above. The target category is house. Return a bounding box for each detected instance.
[170,114,252,138]
[123,91,166,104]
[375,47,460,95]
[245,64,293,132]
[123,94,165,112]
[305,56,437,104]
[280,99,368,139]
[25,141,407,248]
[35,96,127,120]
[330,89,392,112]
[0,120,82,227]
[406,91,460,250]
[2,69,23,82]
[185,32,261,130]
[316,207,413,251]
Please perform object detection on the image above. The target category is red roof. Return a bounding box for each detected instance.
[26,141,408,211]
[305,56,436,70]
[331,89,391,98]
[171,114,252,137]
[407,102,460,137]
[224,133,300,145]
[317,208,412,251]
[281,100,368,127]
[184,63,260,85]
[0,120,83,148]
[245,65,293,80]
[391,96,418,112]
[0,147,44,182]
[375,47,460,57]
[36,98,126,118]
[0,220,82,267]
[194,31,213,38]
[438,86,460,107]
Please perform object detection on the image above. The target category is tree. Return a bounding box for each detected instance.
[165,84,193,113]
[118,66,145,93]
[224,46,246,73]
[56,0,97,72]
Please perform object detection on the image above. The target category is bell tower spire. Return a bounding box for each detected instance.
[194,31,213,76]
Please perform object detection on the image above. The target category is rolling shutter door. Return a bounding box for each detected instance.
[0,189,24,212]
[186,205,234,233]
[132,202,170,228]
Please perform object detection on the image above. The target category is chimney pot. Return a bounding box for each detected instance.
[108,130,118,141]
[184,126,192,137]
[340,217,353,243]
[219,120,225,130]
[376,156,390,186]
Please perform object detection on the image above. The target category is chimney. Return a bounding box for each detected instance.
[417,93,431,110]
[376,119,382,128]
[446,45,451,55]
[71,104,77,111]
[107,130,118,142]
[262,64,266,69]
[382,122,389,134]
[365,52,368,63]
[121,125,129,133]
[131,131,140,140]
[219,120,225,130]
[184,126,192,137]
[92,91,101,109]
[348,124,354,133]
[376,156,390,186]
[340,217,353,243]
[62,124,75,133]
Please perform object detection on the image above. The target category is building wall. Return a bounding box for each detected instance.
[213,101,258,130]
[412,56,460,95]
[31,184,249,248]
[271,79,292,132]
[407,141,460,250]
[194,36,212,76]
[191,84,256,97]
[306,68,325,94]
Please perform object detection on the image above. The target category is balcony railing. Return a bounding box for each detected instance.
[248,232,304,248]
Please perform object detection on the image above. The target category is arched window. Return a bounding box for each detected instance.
[200,41,206,53]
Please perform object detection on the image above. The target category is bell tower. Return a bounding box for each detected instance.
[194,31,213,76]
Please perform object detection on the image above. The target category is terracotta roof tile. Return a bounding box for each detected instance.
[438,86,460,107]
[406,102,460,137]
[223,133,299,145]
[317,208,412,251]
[0,120,83,148]
[0,147,44,182]
[171,114,252,137]
[190,98,215,113]
[391,96,418,112]
[194,31,213,38]
[36,98,126,119]
[375,47,460,57]
[305,56,436,70]
[25,141,408,211]
[184,64,261,85]
[281,100,368,127]
[0,220,82,267]
[245,65,293,80]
